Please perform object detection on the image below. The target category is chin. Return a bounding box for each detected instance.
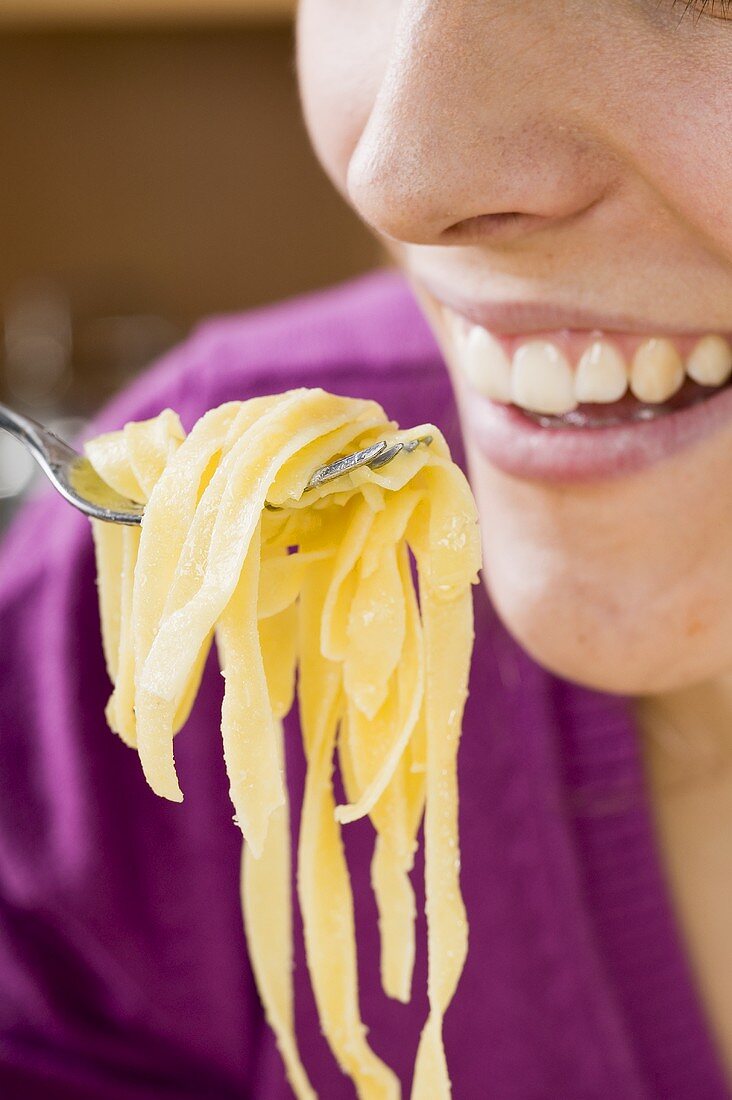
[485,587,659,696]
[479,542,731,698]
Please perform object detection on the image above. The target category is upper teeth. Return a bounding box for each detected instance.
[449,319,732,416]
[629,338,684,404]
[512,342,575,416]
[686,334,732,386]
[462,326,512,402]
[576,341,628,404]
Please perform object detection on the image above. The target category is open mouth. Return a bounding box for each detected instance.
[520,374,732,429]
[438,304,732,481]
[442,307,732,429]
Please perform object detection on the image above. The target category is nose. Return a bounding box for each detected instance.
[346,1,616,248]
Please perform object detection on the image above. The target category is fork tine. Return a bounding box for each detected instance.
[304,440,389,491]
[265,435,433,512]
[366,433,434,471]
[305,433,433,490]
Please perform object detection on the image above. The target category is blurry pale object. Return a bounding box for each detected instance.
[0,416,87,506]
[0,0,295,27]
[0,431,35,499]
[4,285,72,405]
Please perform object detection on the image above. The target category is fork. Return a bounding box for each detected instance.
[0,401,432,525]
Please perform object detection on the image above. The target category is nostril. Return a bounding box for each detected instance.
[445,197,605,244]
[443,210,556,243]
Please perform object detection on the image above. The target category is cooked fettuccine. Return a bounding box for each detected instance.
[85,388,481,1099]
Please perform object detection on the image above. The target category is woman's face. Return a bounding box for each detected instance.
[296,0,732,695]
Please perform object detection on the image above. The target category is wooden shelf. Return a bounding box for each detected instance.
[0,0,295,29]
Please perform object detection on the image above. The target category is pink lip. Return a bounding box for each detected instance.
[420,280,712,338]
[463,386,732,483]
[414,278,732,481]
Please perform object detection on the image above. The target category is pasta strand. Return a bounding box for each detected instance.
[242,718,316,1100]
[85,390,481,1100]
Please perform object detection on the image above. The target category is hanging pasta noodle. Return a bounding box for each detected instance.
[85,387,482,1099]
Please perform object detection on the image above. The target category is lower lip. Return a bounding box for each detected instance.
[462,384,732,483]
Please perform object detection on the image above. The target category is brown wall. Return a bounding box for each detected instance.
[0,27,381,411]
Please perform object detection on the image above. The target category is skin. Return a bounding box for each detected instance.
[296,0,732,1073]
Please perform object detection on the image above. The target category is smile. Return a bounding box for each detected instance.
[440,305,732,482]
[444,309,732,421]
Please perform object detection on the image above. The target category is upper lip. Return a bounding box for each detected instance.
[419,281,715,338]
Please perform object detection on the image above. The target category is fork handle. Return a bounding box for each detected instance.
[0,400,79,469]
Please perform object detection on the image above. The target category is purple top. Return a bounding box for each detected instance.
[0,270,728,1099]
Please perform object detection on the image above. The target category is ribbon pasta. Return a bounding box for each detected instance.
[85,388,482,1099]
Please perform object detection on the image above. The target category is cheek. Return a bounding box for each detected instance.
[635,100,732,265]
[597,28,732,274]
[296,0,394,197]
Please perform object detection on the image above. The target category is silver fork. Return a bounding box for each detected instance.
[0,401,432,525]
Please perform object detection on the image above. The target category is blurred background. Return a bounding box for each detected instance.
[0,0,381,529]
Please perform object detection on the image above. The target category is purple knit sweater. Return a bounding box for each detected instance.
[0,270,727,1099]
